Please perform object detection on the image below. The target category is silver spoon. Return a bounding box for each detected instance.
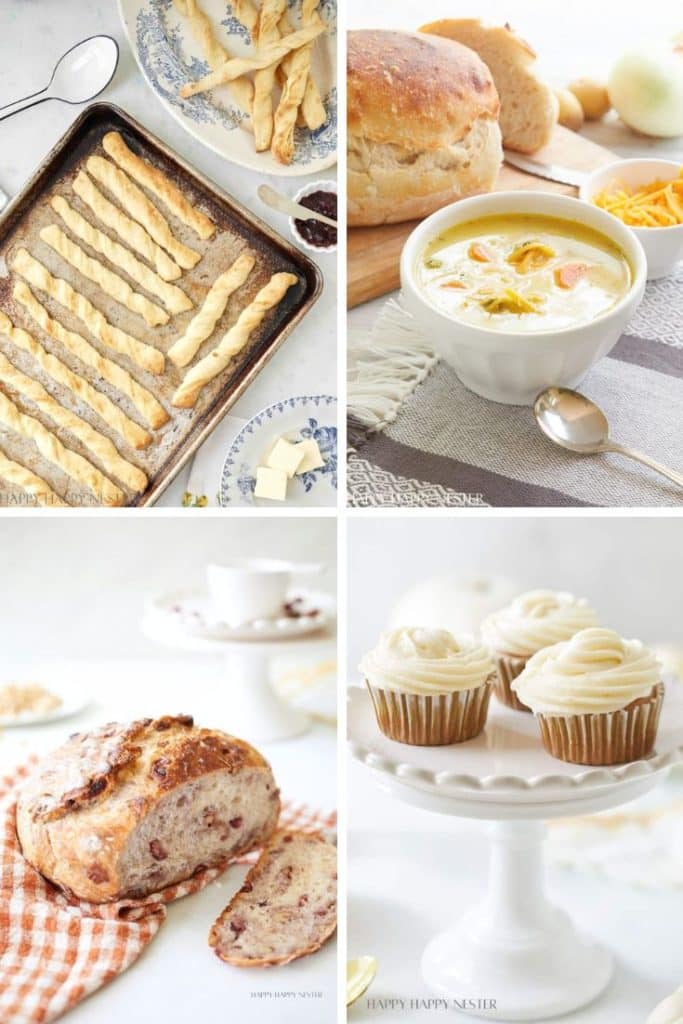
[0,35,119,124]
[258,184,337,228]
[534,387,683,489]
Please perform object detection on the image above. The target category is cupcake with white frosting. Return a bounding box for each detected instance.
[514,627,664,765]
[359,626,495,745]
[481,590,598,712]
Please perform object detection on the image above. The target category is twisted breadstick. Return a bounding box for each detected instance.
[175,0,254,119]
[73,171,181,282]
[279,8,326,131]
[0,449,67,507]
[0,307,150,451]
[0,350,146,494]
[172,272,297,408]
[252,0,286,152]
[180,24,325,98]
[50,197,192,317]
[41,224,168,327]
[14,283,168,432]
[87,157,200,271]
[230,0,258,31]
[13,249,164,376]
[102,132,215,241]
[167,252,255,367]
[273,2,322,164]
[0,390,123,506]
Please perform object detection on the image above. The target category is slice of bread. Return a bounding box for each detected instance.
[209,830,337,967]
[420,19,558,154]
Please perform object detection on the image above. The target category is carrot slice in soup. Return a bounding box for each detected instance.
[554,262,589,289]
[469,242,495,262]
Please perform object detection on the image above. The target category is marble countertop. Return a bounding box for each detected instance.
[0,0,337,506]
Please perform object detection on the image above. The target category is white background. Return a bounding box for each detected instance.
[0,515,336,660]
[348,514,682,671]
[0,0,337,507]
[0,515,337,1023]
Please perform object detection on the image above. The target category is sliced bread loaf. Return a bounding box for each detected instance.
[16,715,280,901]
[420,18,558,153]
[209,830,337,966]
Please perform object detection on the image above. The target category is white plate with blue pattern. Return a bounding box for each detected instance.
[220,394,336,506]
[118,0,337,176]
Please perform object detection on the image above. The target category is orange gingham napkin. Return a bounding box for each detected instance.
[0,760,337,1024]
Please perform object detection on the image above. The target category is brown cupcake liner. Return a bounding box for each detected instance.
[365,676,494,746]
[492,653,532,713]
[537,683,664,765]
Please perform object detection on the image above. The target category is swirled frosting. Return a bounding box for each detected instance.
[359,626,494,696]
[513,627,661,715]
[481,589,598,658]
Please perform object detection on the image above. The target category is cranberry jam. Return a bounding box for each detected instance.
[294,190,337,249]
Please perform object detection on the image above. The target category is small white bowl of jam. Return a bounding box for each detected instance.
[290,179,337,254]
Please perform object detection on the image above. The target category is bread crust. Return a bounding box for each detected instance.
[348,117,502,227]
[348,30,499,152]
[420,19,558,154]
[16,715,280,902]
[347,30,501,226]
[209,830,337,967]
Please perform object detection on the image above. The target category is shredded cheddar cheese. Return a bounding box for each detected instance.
[593,168,683,227]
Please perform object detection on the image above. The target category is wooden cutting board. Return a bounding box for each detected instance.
[347,126,618,308]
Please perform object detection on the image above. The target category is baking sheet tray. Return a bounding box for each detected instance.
[0,103,323,506]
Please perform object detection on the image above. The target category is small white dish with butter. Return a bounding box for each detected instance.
[220,395,337,507]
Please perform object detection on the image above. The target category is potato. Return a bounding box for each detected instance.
[554,88,585,132]
[568,78,611,120]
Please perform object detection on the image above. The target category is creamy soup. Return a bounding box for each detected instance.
[418,214,632,332]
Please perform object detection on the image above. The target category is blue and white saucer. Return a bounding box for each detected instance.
[118,0,337,176]
[220,394,337,506]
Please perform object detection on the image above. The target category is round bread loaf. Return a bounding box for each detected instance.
[16,715,280,902]
[348,30,502,227]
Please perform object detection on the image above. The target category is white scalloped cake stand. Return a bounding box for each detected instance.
[142,589,335,743]
[348,683,683,1021]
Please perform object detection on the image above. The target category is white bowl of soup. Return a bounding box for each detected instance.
[400,192,647,405]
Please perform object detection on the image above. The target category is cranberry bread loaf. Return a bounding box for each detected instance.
[210,830,337,966]
[16,715,280,902]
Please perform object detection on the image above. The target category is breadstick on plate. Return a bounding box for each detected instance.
[40,224,169,327]
[50,197,193,316]
[0,351,146,494]
[73,171,181,282]
[175,0,254,120]
[279,6,327,135]
[230,0,258,32]
[168,252,256,367]
[87,157,200,271]
[273,2,323,164]
[0,307,151,451]
[13,282,168,433]
[102,132,215,241]
[0,448,67,507]
[0,390,123,506]
[180,24,325,98]
[13,249,165,376]
[172,272,297,408]
[252,0,286,152]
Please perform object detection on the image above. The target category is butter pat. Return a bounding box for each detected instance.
[254,466,288,501]
[294,438,325,474]
[266,437,306,479]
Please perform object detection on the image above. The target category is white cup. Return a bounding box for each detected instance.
[207,559,320,625]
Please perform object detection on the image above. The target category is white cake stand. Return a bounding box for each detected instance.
[142,589,336,743]
[348,685,683,1021]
